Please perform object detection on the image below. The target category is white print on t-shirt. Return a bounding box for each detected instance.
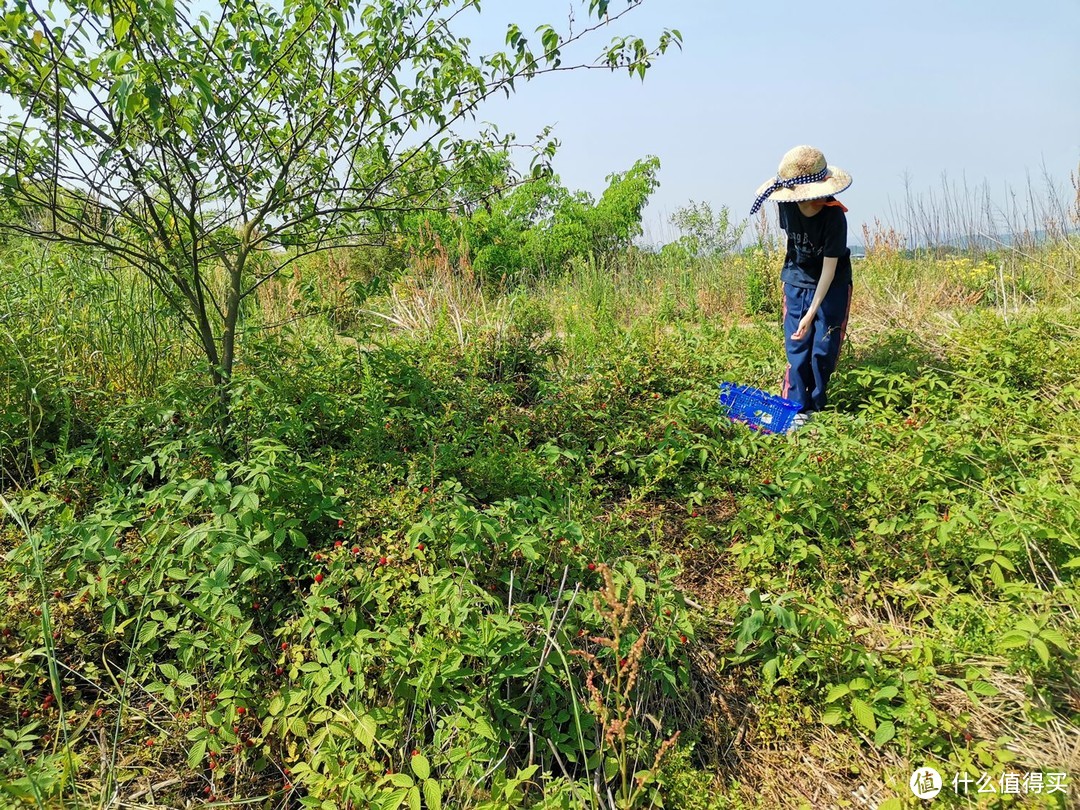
[792,232,824,257]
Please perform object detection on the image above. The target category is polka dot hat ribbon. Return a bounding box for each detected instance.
[749,167,830,215]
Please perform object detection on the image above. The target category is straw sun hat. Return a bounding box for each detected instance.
[750,145,852,215]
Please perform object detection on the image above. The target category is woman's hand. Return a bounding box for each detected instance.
[792,311,815,341]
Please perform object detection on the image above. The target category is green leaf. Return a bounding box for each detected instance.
[989,562,1004,588]
[407,785,420,810]
[112,16,130,41]
[1039,629,1071,653]
[410,753,430,780]
[389,772,414,789]
[970,680,1000,697]
[825,684,850,703]
[872,686,899,702]
[187,737,206,768]
[1015,617,1041,635]
[998,631,1029,649]
[877,799,904,810]
[850,698,877,732]
[355,714,376,749]
[873,721,896,747]
[192,72,214,105]
[288,717,307,738]
[1031,637,1050,666]
[820,707,843,725]
[762,656,779,683]
[423,779,442,810]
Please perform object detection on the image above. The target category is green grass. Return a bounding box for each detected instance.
[1,234,1078,808]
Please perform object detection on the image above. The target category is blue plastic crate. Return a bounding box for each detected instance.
[718,382,802,434]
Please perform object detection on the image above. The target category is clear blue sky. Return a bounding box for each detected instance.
[458,0,1080,245]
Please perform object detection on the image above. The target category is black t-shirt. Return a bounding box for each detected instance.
[777,201,852,289]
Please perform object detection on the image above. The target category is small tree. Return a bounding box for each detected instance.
[0,0,679,419]
[668,200,745,258]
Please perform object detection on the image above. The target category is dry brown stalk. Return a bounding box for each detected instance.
[569,563,682,808]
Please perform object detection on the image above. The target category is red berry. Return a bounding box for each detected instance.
[20,709,30,718]
[334,540,343,548]
[95,707,104,717]
[146,738,154,747]
[379,556,388,566]
[679,634,688,644]
[252,601,260,610]
[236,707,246,715]
[314,573,324,584]
[281,642,288,650]
[412,749,419,756]
[351,546,360,555]
[209,692,217,701]
[314,553,322,561]
[587,563,596,571]
[275,667,284,676]
[337,519,344,528]
[691,511,699,518]
[284,782,292,791]
[762,479,771,486]
[422,486,429,493]
[209,760,217,770]
[417,543,425,551]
